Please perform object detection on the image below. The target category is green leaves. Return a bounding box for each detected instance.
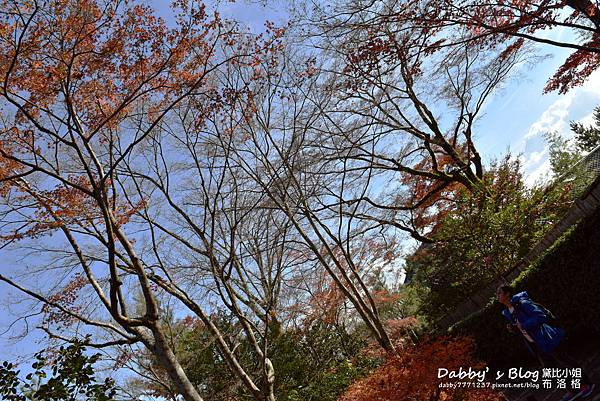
[407,155,573,321]
[570,108,600,153]
[452,203,600,367]
[0,342,117,401]
[130,314,378,401]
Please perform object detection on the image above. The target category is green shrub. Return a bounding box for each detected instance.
[450,205,600,367]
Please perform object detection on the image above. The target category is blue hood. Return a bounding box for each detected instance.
[510,291,531,305]
[501,291,565,354]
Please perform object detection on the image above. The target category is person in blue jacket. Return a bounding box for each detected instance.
[497,285,595,401]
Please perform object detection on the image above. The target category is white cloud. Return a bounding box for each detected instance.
[576,110,598,128]
[525,149,546,166]
[525,159,552,186]
[520,69,600,184]
[524,95,573,139]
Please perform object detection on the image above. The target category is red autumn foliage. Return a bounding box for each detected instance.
[386,317,419,340]
[306,275,346,325]
[0,138,24,197]
[0,177,145,244]
[0,0,285,246]
[0,0,283,145]
[339,0,600,93]
[180,315,205,331]
[339,336,504,401]
[292,238,402,327]
[412,0,600,94]
[544,34,600,93]
[400,151,469,236]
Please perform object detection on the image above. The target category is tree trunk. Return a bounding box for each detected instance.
[152,326,204,401]
[265,358,276,401]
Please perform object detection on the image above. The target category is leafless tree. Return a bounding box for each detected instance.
[290,0,537,241]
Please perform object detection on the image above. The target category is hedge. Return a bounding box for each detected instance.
[449,205,600,368]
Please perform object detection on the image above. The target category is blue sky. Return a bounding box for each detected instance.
[146,0,600,183]
[0,0,291,361]
[474,29,600,185]
[2,0,600,362]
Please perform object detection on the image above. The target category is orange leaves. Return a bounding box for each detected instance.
[308,278,346,325]
[11,0,285,135]
[42,273,88,329]
[114,198,146,226]
[0,0,287,204]
[264,20,286,40]
[180,315,205,331]
[386,317,419,339]
[28,177,97,232]
[345,36,395,80]
[400,150,468,235]
[498,37,526,61]
[0,136,25,197]
[0,175,143,244]
[371,289,402,308]
[296,57,318,79]
[339,336,504,401]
